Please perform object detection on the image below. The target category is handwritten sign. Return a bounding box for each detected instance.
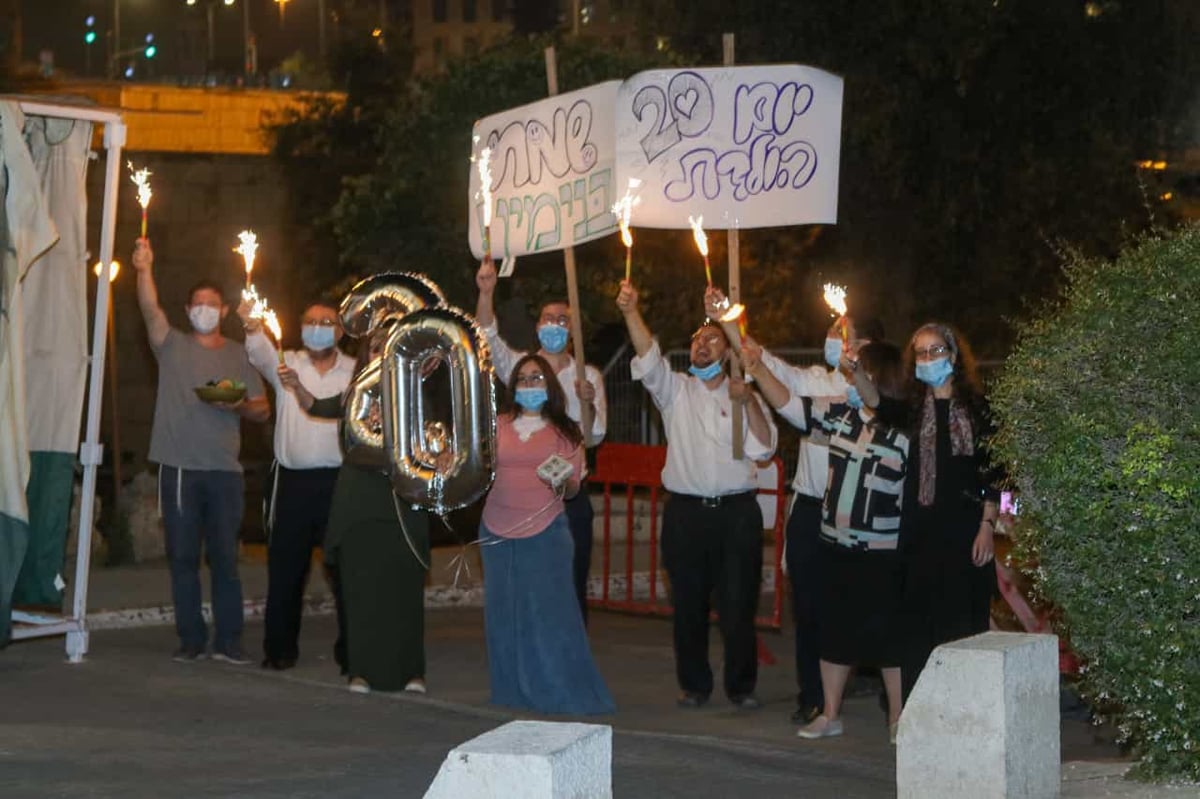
[614,65,843,230]
[468,81,622,259]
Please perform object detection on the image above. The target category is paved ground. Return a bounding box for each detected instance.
[5,553,1193,798]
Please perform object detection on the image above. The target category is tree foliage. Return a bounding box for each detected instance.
[268,2,1198,354]
[989,226,1200,781]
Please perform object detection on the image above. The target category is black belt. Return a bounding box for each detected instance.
[672,490,756,509]
[792,493,823,507]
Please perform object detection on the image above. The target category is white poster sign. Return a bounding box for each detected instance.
[614,65,843,230]
[468,81,622,259]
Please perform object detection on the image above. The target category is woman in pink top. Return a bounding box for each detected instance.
[479,354,615,715]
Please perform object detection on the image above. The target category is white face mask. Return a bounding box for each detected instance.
[188,305,221,334]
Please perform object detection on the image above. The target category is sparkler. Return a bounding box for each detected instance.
[822,283,849,342]
[473,138,494,261]
[688,215,711,287]
[612,178,641,281]
[262,309,284,364]
[127,162,152,238]
[234,230,259,288]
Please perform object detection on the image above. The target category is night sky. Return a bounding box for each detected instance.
[22,0,329,78]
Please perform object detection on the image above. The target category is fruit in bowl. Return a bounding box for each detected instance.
[194,378,247,404]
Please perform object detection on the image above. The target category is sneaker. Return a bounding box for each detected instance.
[731,694,762,710]
[211,650,253,666]
[348,677,371,694]
[171,647,207,663]
[676,692,709,709]
[889,722,899,745]
[797,715,844,739]
[403,678,427,695]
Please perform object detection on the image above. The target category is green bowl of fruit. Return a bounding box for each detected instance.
[195,379,246,404]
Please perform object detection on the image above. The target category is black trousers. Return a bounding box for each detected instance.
[263,466,343,663]
[785,494,826,711]
[564,488,595,625]
[662,492,763,701]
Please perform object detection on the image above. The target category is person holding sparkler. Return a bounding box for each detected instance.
[616,279,776,711]
[131,239,269,665]
[742,335,909,743]
[475,258,607,625]
[704,288,884,726]
[238,298,356,672]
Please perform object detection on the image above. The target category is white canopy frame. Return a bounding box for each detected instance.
[3,96,126,662]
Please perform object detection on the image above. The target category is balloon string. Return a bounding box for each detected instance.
[391,493,431,572]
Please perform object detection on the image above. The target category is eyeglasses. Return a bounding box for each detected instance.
[302,317,338,327]
[691,332,724,347]
[516,373,546,386]
[914,344,950,359]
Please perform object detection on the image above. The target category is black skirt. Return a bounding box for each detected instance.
[818,539,904,667]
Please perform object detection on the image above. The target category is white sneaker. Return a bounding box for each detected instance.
[403,678,427,695]
[348,677,371,694]
[797,715,844,739]
[889,722,899,745]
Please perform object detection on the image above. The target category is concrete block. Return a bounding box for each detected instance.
[424,721,612,799]
[897,632,1060,799]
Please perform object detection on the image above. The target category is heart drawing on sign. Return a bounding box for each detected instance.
[674,88,700,120]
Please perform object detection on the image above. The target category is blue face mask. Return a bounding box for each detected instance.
[514,387,548,412]
[301,324,337,352]
[824,337,843,369]
[915,357,954,388]
[688,361,724,381]
[845,385,864,409]
[537,323,569,354]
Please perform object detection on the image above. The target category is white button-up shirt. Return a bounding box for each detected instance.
[482,321,607,443]
[246,332,356,469]
[631,341,777,496]
[758,348,847,498]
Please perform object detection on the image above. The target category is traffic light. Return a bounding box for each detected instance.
[84,15,96,44]
[144,33,157,59]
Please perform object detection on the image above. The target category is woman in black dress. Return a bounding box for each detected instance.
[897,322,1002,704]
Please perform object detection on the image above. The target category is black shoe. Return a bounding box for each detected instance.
[731,694,762,710]
[261,657,297,671]
[791,704,822,724]
[676,692,709,708]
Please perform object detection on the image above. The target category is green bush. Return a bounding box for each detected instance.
[989,226,1200,781]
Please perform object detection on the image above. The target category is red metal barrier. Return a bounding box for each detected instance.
[589,443,787,631]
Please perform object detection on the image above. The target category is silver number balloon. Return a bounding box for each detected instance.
[338,272,446,338]
[338,273,496,514]
[381,306,496,513]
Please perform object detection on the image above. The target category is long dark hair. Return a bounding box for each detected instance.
[903,322,987,418]
[505,353,584,449]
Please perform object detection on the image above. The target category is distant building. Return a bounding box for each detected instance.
[408,0,636,73]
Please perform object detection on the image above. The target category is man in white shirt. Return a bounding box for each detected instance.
[617,280,777,709]
[476,259,606,623]
[240,299,356,671]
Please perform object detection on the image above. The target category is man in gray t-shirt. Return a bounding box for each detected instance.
[133,239,268,664]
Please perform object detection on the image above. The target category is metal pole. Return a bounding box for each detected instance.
[242,0,251,76]
[111,0,120,78]
[206,3,215,64]
[317,0,327,62]
[106,294,122,512]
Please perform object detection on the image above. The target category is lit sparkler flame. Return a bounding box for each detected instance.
[234,230,259,286]
[612,179,641,280]
[473,137,494,259]
[688,215,712,286]
[127,162,152,237]
[262,308,284,363]
[822,283,848,317]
